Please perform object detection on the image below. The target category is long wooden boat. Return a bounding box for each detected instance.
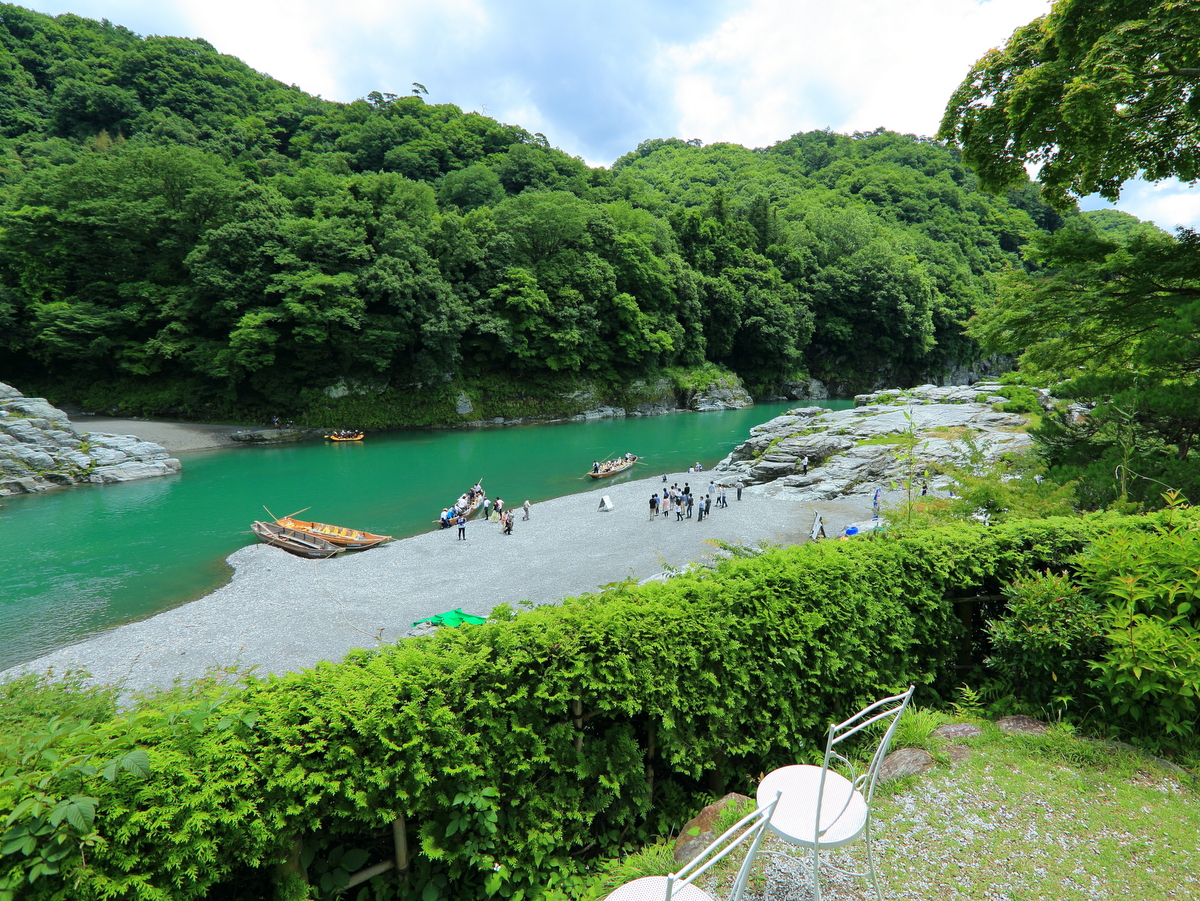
[587,454,638,479]
[274,517,392,549]
[251,521,342,558]
[437,480,486,527]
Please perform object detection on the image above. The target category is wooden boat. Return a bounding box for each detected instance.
[251,521,342,558]
[274,517,392,549]
[326,431,364,441]
[587,454,638,479]
[437,480,485,527]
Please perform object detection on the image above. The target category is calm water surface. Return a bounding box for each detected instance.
[0,401,851,670]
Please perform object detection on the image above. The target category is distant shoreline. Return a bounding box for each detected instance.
[72,416,246,453]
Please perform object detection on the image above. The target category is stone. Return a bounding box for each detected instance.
[932,723,984,742]
[996,715,1047,734]
[673,792,755,866]
[713,389,1036,504]
[877,747,935,781]
[0,382,184,496]
[946,746,972,764]
[456,392,474,415]
[89,460,182,483]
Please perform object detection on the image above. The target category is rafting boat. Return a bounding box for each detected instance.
[274,517,392,549]
[587,454,638,479]
[251,521,343,558]
[325,431,364,441]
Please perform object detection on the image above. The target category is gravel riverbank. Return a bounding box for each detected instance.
[9,474,876,696]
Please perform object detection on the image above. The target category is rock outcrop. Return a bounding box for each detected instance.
[0,383,181,496]
[713,383,1038,503]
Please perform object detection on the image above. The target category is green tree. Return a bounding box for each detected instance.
[939,0,1200,205]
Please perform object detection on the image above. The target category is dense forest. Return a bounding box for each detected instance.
[0,4,1079,418]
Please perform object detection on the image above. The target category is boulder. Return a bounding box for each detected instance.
[673,793,755,866]
[877,747,936,781]
[0,382,183,497]
[996,715,1048,735]
[714,388,1035,504]
[932,723,984,742]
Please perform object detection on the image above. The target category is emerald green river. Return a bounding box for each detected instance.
[0,402,850,671]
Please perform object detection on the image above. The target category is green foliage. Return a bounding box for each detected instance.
[939,0,1200,206]
[0,3,1065,414]
[987,570,1107,712]
[995,386,1041,415]
[5,512,1193,899]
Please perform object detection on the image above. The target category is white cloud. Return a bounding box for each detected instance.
[1079,180,1200,233]
[666,0,1052,148]
[21,0,1200,231]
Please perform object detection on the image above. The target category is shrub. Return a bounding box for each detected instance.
[987,570,1107,713]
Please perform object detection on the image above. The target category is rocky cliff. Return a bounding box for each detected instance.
[0,383,181,497]
[714,383,1040,503]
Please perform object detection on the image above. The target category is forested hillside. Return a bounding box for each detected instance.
[0,4,1069,419]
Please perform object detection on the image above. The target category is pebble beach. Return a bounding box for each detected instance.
[10,465,872,696]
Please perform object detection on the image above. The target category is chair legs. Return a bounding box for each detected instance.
[864,820,883,901]
[811,845,822,901]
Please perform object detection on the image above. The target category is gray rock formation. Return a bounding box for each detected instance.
[712,382,1035,504]
[686,375,754,412]
[0,383,181,496]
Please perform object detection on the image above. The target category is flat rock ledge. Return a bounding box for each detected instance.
[713,382,1042,504]
[0,383,180,497]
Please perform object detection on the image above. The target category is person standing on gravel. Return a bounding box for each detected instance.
[705,495,712,517]
[719,486,727,508]
[735,479,744,501]
[687,491,694,519]
[696,495,704,522]
[522,499,531,520]
[456,514,467,540]
[649,493,658,520]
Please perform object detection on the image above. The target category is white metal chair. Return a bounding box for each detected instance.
[605,793,780,901]
[755,686,915,901]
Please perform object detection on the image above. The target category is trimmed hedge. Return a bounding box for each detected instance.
[0,513,1153,900]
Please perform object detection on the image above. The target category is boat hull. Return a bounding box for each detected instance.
[587,455,638,478]
[274,517,392,549]
[252,521,342,558]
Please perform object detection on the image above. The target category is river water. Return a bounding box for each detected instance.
[0,401,850,671]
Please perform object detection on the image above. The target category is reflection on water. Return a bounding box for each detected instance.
[0,400,851,670]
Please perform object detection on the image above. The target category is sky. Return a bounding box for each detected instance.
[22,0,1200,232]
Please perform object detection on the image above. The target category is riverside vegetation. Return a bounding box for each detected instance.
[0,3,1104,426]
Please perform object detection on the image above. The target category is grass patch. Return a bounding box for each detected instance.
[862,722,1199,900]
[583,720,1198,901]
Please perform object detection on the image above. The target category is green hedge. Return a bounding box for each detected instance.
[0,514,1149,901]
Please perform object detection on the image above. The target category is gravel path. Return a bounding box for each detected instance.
[8,474,875,696]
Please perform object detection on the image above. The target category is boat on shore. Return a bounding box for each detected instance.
[273,517,392,550]
[587,454,638,479]
[438,480,486,528]
[251,521,343,558]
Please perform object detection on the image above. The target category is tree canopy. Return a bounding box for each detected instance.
[939,0,1200,206]
[0,3,1068,411]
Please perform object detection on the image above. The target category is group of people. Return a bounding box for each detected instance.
[441,485,531,540]
[648,478,741,522]
[327,429,364,440]
[591,452,636,475]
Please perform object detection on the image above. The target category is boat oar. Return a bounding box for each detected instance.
[282,506,312,520]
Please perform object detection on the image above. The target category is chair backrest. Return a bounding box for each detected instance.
[813,685,915,842]
[664,793,779,901]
